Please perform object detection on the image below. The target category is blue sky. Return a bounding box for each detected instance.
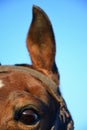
[0,0,87,130]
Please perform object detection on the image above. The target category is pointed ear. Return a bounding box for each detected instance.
[26,6,56,71]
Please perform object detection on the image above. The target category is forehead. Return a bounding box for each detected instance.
[0,70,48,104]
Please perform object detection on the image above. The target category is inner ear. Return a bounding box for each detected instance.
[26,6,56,71]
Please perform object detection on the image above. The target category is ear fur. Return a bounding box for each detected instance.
[26,7,74,129]
[26,6,56,71]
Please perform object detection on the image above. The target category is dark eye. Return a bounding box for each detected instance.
[15,108,40,125]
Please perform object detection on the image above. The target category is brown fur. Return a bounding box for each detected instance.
[0,71,57,129]
[0,6,74,130]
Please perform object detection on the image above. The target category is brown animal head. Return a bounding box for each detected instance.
[0,6,74,130]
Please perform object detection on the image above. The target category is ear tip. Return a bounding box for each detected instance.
[32,5,40,10]
[32,5,52,27]
[32,5,43,14]
[32,5,46,18]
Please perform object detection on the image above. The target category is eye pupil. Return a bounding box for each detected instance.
[17,109,39,125]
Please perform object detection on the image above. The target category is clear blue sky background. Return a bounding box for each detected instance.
[0,0,87,130]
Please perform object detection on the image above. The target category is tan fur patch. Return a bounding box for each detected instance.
[0,80,4,89]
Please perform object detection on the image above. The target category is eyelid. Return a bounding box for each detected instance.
[15,102,49,117]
